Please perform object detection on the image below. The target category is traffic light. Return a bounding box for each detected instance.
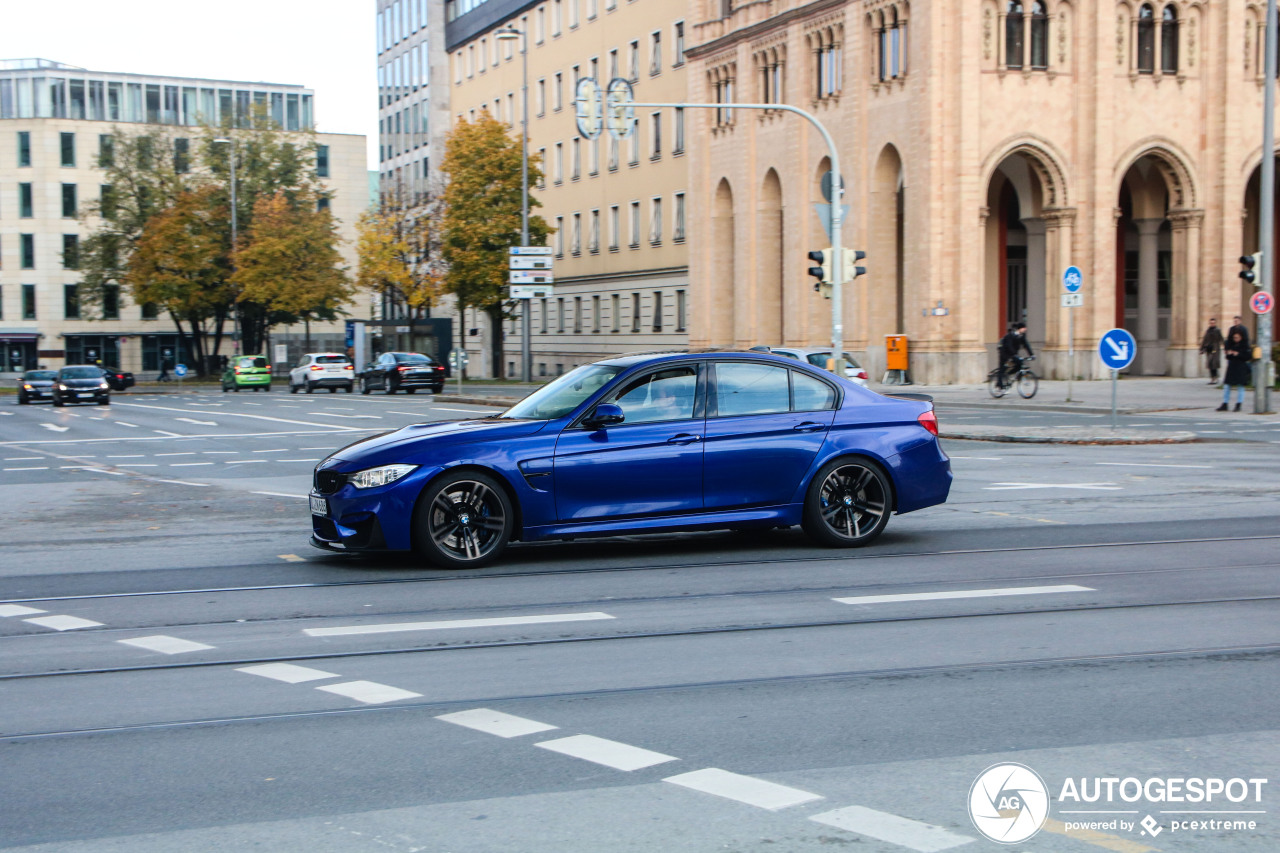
[842,249,867,280]
[808,248,833,297]
[1240,252,1262,287]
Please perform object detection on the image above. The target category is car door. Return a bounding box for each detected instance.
[703,361,838,510]
[553,363,705,521]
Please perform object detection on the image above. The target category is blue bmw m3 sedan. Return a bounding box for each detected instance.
[309,350,951,568]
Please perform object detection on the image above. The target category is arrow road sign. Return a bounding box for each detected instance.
[1063,265,1083,293]
[510,270,554,284]
[509,256,553,270]
[1098,328,1136,370]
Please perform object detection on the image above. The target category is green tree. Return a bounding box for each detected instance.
[441,112,548,377]
[233,192,353,351]
[355,187,445,319]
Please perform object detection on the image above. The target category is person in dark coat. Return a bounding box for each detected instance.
[1219,330,1251,412]
[1199,318,1224,384]
[1227,315,1250,350]
[997,322,1033,387]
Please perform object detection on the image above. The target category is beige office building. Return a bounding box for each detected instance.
[687,0,1278,383]
[446,0,691,378]
[0,59,367,375]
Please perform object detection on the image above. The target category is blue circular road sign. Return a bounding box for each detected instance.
[1098,328,1136,370]
[174,363,188,378]
[1063,266,1083,293]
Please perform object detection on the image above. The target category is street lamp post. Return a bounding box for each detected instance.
[212,137,240,357]
[495,26,532,383]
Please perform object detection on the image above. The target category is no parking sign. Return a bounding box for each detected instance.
[1251,291,1273,315]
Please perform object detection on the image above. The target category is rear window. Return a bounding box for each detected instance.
[315,355,348,364]
[394,353,433,365]
[805,352,861,371]
[23,370,56,380]
[60,367,102,379]
[237,357,267,369]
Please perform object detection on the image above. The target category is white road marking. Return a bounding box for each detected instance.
[170,462,213,467]
[276,458,316,462]
[3,457,42,461]
[0,605,46,617]
[432,406,501,414]
[155,452,196,457]
[110,401,366,431]
[118,635,214,654]
[237,663,338,683]
[0,427,383,447]
[436,708,559,738]
[946,456,1002,460]
[386,411,428,416]
[114,422,138,428]
[304,611,616,637]
[299,446,334,450]
[175,417,218,426]
[312,413,382,419]
[809,805,975,852]
[315,680,422,704]
[252,448,289,453]
[985,482,1122,491]
[203,451,238,454]
[663,769,823,811]
[3,466,47,471]
[278,554,306,562]
[24,615,103,631]
[833,584,1093,606]
[1095,462,1213,469]
[535,735,678,771]
[118,463,157,467]
[40,424,69,433]
[225,459,265,464]
[252,491,308,499]
[153,430,182,436]
[155,479,210,486]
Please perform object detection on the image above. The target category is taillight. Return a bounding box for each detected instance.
[398,365,412,372]
[344,364,353,370]
[917,410,939,436]
[855,370,868,380]
[310,365,323,371]
[265,365,271,371]
[234,367,242,374]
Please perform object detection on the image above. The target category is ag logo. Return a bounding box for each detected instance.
[968,763,1050,844]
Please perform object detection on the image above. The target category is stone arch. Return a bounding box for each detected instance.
[1114,138,1198,210]
[981,136,1071,212]
[756,169,784,344]
[870,145,906,351]
[711,177,736,346]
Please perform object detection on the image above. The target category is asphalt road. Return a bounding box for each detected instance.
[1,389,1278,852]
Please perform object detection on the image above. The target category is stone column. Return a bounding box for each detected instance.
[1134,217,1164,374]
[1022,217,1047,356]
[1168,209,1204,377]
[1043,207,1077,378]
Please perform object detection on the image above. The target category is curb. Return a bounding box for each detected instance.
[941,429,1200,445]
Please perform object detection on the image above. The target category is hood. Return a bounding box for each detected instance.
[328,418,548,462]
[60,378,106,388]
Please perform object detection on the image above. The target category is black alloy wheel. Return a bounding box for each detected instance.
[345,383,354,393]
[361,379,371,395]
[413,471,513,569]
[801,457,892,547]
[384,377,396,395]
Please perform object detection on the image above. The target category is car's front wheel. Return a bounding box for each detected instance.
[413,471,513,569]
[17,391,28,405]
[801,457,892,547]
[361,380,371,395]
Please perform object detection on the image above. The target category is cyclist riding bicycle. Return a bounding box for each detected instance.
[997,322,1033,388]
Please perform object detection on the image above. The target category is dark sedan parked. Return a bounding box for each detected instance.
[360,352,445,395]
[99,366,135,391]
[52,365,111,406]
[16,370,57,404]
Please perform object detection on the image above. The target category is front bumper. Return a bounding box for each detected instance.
[309,465,440,552]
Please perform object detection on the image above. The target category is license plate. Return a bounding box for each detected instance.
[78,393,93,398]
[309,495,328,516]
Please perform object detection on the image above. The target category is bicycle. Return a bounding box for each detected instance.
[987,355,1038,399]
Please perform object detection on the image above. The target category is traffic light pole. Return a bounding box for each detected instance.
[1259,0,1276,413]
[623,102,849,377]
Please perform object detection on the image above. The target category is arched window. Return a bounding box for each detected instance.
[878,11,888,81]
[1161,6,1179,74]
[1137,5,1156,73]
[1030,1,1049,69]
[1006,1,1025,69]
[890,9,901,77]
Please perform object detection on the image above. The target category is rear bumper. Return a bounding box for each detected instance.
[306,375,354,387]
[234,375,271,385]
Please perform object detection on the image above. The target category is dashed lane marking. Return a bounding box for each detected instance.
[303,611,616,637]
[0,605,46,617]
[833,584,1093,606]
[435,708,559,738]
[253,491,307,499]
[535,735,679,771]
[170,462,213,467]
[1095,462,1212,469]
[315,680,422,705]
[278,554,306,562]
[431,406,502,415]
[3,457,42,461]
[237,663,338,683]
[252,448,289,453]
[663,768,823,811]
[3,466,47,471]
[113,422,138,428]
[155,452,196,457]
[985,482,1122,491]
[118,635,214,655]
[24,615,103,631]
[809,805,974,852]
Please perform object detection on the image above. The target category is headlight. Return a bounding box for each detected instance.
[349,464,417,489]
[58,384,68,390]
[22,384,33,390]
[100,382,110,389]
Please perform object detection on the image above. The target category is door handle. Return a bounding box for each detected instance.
[793,422,826,433]
[667,433,702,445]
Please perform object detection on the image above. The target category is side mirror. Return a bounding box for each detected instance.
[584,403,625,429]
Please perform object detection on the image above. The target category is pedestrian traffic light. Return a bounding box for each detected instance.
[842,249,867,280]
[1240,252,1262,287]
[808,249,833,297]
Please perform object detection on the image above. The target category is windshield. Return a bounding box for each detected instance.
[23,370,56,381]
[503,364,623,420]
[393,353,432,364]
[60,367,102,379]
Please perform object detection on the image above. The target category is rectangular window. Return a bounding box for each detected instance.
[650,112,661,158]
[674,21,685,66]
[537,6,546,42]
[652,291,663,331]
[553,0,562,35]
[571,212,581,254]
[676,289,687,331]
[554,73,563,111]
[103,285,119,320]
[540,297,549,333]
[62,234,79,269]
[21,234,34,269]
[554,215,565,256]
[573,296,582,332]
[592,294,601,331]
[316,144,330,177]
[571,137,581,179]
[650,197,663,244]
[628,127,639,166]
[98,134,114,167]
[536,147,546,188]
[612,294,621,331]
[674,193,686,242]
[173,138,190,174]
[19,183,33,218]
[23,283,36,319]
[609,136,619,170]
[17,131,31,166]
[674,108,685,153]
[537,78,546,115]
[569,0,579,28]
[629,40,640,80]
[100,184,116,218]
[62,183,77,218]
[631,292,641,332]
[629,201,640,247]
[61,132,75,167]
[64,284,80,319]
[589,208,600,252]
[557,296,565,332]
[610,49,619,80]
[609,205,620,250]
[554,142,564,183]
[650,32,662,75]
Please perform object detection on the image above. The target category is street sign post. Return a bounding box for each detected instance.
[1062,266,1084,401]
[509,255,553,270]
[1098,328,1136,429]
[509,284,553,300]
[509,270,554,285]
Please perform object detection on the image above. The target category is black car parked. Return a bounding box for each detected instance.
[16,370,56,404]
[360,352,445,395]
[52,365,111,406]
[99,366,135,391]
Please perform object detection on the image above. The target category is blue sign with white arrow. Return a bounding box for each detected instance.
[1098,328,1136,371]
[1063,265,1083,293]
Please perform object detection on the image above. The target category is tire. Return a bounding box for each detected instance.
[98,397,109,406]
[406,388,416,394]
[329,386,337,394]
[361,380,371,395]
[384,380,396,395]
[432,385,443,395]
[345,383,354,393]
[53,396,64,408]
[987,372,1007,399]
[290,382,298,394]
[801,457,892,548]
[263,385,270,392]
[1016,370,1039,399]
[305,382,314,394]
[17,392,28,405]
[222,384,229,393]
[413,471,513,569]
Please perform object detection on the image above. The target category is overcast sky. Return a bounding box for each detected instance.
[3,0,379,169]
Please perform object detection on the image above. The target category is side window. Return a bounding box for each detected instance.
[791,370,836,411]
[297,356,310,368]
[609,366,697,424]
[715,363,789,417]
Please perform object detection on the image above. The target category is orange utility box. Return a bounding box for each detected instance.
[885,335,909,371]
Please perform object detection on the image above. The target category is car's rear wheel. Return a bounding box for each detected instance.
[406,388,416,394]
[345,383,354,393]
[329,386,337,394]
[413,471,513,569]
[98,397,109,405]
[53,396,64,407]
[384,380,396,395]
[801,457,891,547]
[361,380,371,395]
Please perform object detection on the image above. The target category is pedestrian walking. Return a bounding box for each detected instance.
[1227,315,1251,350]
[1218,330,1251,412]
[1199,318,1224,384]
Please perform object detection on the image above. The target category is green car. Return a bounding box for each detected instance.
[221,355,272,392]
